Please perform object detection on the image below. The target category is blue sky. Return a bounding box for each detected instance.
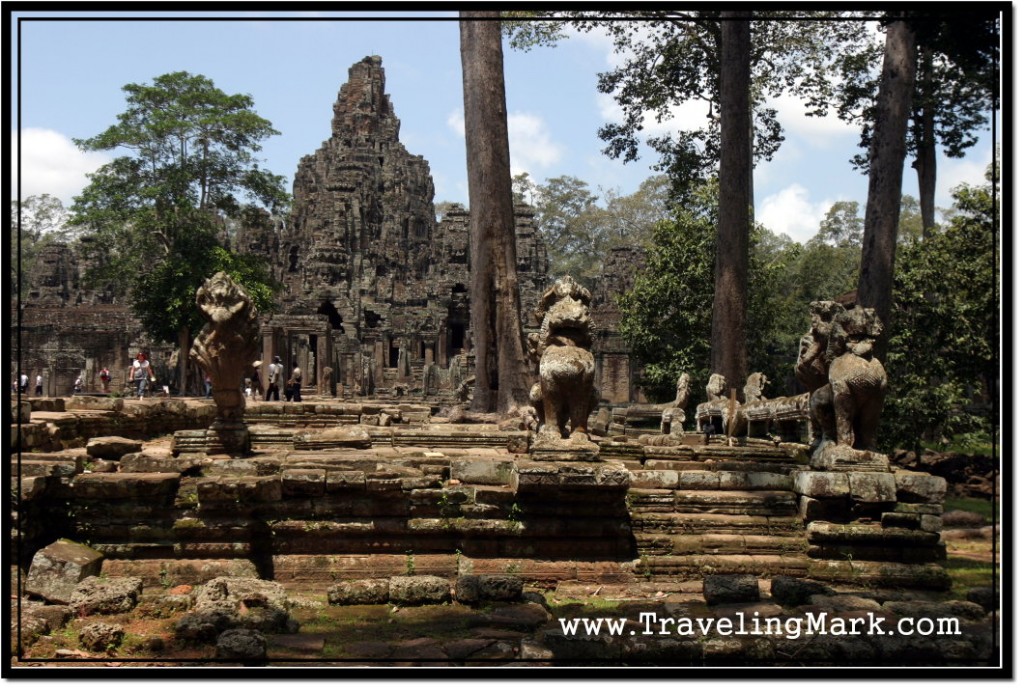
[10,10,1000,244]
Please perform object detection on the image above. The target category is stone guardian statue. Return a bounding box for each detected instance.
[189,272,260,456]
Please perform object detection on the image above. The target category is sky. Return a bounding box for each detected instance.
[9,9,1000,245]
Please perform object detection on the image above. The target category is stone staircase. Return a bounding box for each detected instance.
[625,442,811,579]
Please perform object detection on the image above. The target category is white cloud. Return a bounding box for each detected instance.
[508,111,562,172]
[768,92,860,147]
[444,108,562,188]
[936,154,992,209]
[757,183,833,244]
[12,128,110,205]
[446,109,465,137]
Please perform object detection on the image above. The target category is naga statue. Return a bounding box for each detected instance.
[189,272,260,455]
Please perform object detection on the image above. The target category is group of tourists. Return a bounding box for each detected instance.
[12,371,101,396]
[262,355,303,402]
[13,352,305,401]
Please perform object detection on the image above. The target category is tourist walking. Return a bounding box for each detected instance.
[34,374,43,396]
[129,352,155,400]
[19,373,28,394]
[265,356,283,401]
[73,375,83,394]
[99,367,111,393]
[285,361,303,402]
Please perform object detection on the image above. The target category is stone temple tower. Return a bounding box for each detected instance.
[256,55,548,396]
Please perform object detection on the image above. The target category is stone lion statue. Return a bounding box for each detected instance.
[529,276,599,440]
[659,372,691,435]
[825,305,887,450]
[795,301,844,450]
[797,302,887,454]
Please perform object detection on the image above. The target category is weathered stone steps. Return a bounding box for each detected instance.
[631,512,805,535]
[628,489,798,516]
[635,532,807,557]
[637,553,810,578]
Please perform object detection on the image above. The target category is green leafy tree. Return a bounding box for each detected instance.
[520,173,672,288]
[882,169,998,454]
[601,175,672,245]
[825,12,999,236]
[506,12,870,198]
[530,175,601,283]
[618,181,791,403]
[70,71,288,394]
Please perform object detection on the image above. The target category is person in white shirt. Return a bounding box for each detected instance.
[129,352,155,400]
[265,355,283,401]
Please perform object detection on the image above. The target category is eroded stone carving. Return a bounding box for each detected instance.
[795,300,845,450]
[797,302,889,470]
[706,373,728,402]
[659,372,691,435]
[529,276,599,444]
[189,272,260,455]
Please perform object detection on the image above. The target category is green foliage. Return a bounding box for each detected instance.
[617,180,793,402]
[519,173,671,287]
[881,172,998,453]
[815,12,997,215]
[505,12,872,197]
[68,71,287,353]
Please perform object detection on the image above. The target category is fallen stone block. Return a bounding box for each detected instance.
[69,576,143,614]
[702,574,760,605]
[217,628,267,661]
[25,539,105,604]
[85,436,143,460]
[327,579,390,605]
[78,622,125,652]
[388,575,451,605]
[455,575,524,604]
[770,575,836,606]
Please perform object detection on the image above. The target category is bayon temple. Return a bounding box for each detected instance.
[10,57,994,666]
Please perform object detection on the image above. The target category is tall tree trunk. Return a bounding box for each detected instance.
[914,46,937,239]
[711,12,752,394]
[459,12,531,413]
[178,325,191,396]
[859,19,917,360]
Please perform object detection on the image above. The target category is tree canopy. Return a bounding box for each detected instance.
[514,173,672,289]
[70,71,288,393]
[882,169,998,453]
[505,11,870,198]
[617,180,796,405]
